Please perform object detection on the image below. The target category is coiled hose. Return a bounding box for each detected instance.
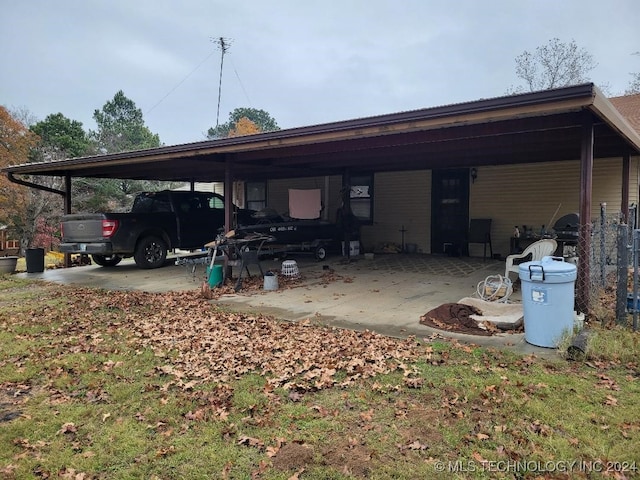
[476,274,513,303]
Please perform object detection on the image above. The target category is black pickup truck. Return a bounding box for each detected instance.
[59,190,255,269]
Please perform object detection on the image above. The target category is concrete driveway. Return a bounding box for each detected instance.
[17,253,554,355]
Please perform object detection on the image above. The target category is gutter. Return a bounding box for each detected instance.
[7,172,66,196]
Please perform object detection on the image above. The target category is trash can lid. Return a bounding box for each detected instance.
[519,255,577,281]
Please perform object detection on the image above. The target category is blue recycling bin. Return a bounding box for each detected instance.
[519,256,577,348]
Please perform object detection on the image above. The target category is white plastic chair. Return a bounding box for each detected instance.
[504,239,558,281]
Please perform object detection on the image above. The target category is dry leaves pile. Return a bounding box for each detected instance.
[76,288,426,392]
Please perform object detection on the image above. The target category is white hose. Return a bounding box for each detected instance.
[476,274,513,303]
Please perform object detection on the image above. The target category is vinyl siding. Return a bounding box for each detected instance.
[360,170,431,253]
[263,156,638,259]
[469,157,640,257]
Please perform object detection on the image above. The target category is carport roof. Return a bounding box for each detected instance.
[4,83,640,183]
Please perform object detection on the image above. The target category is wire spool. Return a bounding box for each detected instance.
[281,260,300,278]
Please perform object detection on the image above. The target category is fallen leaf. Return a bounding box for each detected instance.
[57,422,77,435]
[288,468,305,480]
[604,395,618,406]
[238,435,264,450]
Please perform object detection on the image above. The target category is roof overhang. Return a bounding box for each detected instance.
[4,83,640,183]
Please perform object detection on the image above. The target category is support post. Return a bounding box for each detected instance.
[622,151,630,224]
[224,157,233,233]
[64,174,72,268]
[341,169,352,261]
[576,112,593,314]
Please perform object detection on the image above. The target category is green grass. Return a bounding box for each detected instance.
[1,276,639,479]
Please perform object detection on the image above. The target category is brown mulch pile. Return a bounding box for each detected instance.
[420,303,494,336]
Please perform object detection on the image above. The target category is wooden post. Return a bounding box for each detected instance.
[64,174,72,268]
[224,157,233,233]
[342,169,352,260]
[622,151,630,224]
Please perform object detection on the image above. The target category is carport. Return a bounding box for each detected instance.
[4,83,640,312]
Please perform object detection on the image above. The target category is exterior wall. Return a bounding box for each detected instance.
[468,157,640,258]
[263,156,638,259]
[360,170,431,253]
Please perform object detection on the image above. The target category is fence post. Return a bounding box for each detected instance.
[616,224,628,325]
[634,230,640,332]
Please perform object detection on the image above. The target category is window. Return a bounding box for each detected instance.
[204,194,224,210]
[350,174,373,224]
[246,181,267,211]
[131,192,171,213]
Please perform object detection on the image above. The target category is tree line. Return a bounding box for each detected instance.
[0,90,279,253]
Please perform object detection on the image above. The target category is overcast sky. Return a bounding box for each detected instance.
[2,0,639,147]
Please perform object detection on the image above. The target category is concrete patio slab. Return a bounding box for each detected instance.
[16,253,556,356]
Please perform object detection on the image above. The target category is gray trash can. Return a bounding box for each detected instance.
[519,256,577,348]
[26,248,45,273]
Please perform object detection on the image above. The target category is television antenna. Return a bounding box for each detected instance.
[211,37,232,128]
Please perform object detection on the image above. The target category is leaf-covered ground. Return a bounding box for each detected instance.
[1,277,639,479]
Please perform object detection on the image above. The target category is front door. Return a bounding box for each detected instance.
[431,169,470,256]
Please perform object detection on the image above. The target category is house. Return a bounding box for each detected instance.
[0,226,20,256]
[3,83,640,311]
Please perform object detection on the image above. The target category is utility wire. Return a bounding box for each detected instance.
[230,57,252,106]
[146,50,217,115]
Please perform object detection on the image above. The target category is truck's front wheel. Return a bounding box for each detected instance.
[134,236,167,269]
[92,254,122,267]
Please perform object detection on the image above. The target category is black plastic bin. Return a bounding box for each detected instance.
[26,248,45,273]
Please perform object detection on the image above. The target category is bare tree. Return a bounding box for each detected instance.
[510,38,597,93]
[626,52,640,94]
[626,73,640,94]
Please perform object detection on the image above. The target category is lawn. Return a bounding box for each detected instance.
[0,275,639,479]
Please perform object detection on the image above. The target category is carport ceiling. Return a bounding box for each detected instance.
[5,83,640,183]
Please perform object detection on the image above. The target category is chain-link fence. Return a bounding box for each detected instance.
[582,203,637,329]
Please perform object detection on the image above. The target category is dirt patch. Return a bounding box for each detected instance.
[271,442,315,471]
[271,439,374,478]
[420,303,493,336]
[320,442,374,478]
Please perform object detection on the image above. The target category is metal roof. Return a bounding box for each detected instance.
[4,83,640,183]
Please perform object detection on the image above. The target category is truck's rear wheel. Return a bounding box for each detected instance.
[92,254,122,267]
[134,236,167,269]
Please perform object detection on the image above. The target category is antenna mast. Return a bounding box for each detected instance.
[211,37,232,128]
